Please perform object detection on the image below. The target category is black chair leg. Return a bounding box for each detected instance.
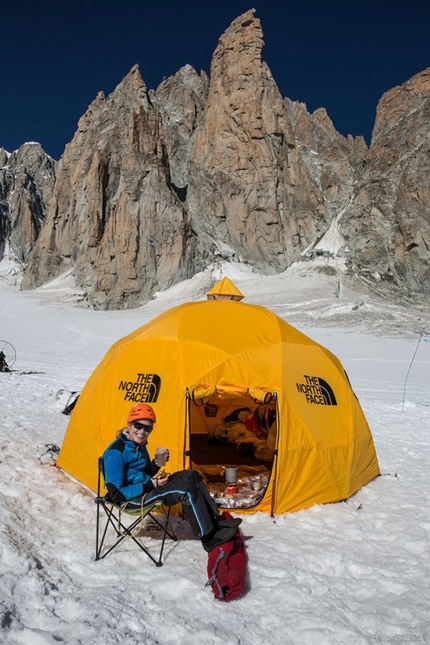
[95,500,177,566]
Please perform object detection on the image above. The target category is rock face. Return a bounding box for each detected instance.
[150,64,209,195]
[0,143,56,264]
[1,8,427,307]
[24,66,206,308]
[338,68,430,292]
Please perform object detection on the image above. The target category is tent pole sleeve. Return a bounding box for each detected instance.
[271,391,280,518]
[184,389,191,470]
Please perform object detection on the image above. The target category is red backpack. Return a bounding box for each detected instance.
[206,512,247,601]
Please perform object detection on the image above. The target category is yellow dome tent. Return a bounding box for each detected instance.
[57,283,379,515]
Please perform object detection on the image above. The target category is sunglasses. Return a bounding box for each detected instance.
[132,421,153,432]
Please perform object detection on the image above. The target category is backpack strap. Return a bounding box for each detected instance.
[205,547,226,599]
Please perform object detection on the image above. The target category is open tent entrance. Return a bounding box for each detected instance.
[186,388,278,510]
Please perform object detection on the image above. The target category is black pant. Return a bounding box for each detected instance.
[127,470,219,537]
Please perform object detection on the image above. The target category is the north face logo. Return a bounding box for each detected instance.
[118,373,161,403]
[296,375,337,406]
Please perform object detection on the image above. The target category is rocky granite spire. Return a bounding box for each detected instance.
[187,9,330,270]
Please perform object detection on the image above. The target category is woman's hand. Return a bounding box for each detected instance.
[152,470,170,487]
[157,475,170,487]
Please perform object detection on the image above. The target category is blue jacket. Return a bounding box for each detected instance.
[102,432,159,505]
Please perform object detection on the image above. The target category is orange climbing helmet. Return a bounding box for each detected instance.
[127,403,156,423]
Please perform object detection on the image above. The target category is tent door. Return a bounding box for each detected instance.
[185,388,277,510]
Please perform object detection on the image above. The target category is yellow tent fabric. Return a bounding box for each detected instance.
[206,277,244,300]
[57,297,379,515]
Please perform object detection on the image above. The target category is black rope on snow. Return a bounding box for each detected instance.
[38,444,60,464]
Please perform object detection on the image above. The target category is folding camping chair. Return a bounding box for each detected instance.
[95,457,177,566]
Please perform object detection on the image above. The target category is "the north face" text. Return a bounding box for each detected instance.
[296,375,337,405]
[118,373,161,403]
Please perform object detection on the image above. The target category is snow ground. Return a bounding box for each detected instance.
[1,262,430,645]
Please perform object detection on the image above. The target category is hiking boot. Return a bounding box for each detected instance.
[201,525,238,552]
[217,517,242,530]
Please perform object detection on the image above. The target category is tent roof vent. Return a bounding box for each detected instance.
[206,277,244,301]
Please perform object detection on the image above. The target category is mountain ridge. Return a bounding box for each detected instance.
[1,9,429,309]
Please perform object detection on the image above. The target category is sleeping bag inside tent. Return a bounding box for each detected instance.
[57,289,380,515]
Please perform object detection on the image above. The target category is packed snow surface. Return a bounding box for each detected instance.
[1,262,430,645]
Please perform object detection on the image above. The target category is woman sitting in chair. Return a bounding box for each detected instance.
[102,403,241,552]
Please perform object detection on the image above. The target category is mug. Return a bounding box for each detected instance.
[224,465,238,484]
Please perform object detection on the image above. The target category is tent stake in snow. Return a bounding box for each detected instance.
[402,331,425,412]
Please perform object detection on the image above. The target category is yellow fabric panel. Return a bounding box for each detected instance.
[346,435,381,496]
[273,444,336,513]
[273,436,379,515]
[175,301,281,355]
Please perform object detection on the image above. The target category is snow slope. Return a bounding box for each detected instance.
[1,264,430,645]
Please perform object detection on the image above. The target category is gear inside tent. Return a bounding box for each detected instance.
[57,278,379,515]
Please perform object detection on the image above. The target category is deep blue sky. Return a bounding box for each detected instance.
[2,0,429,160]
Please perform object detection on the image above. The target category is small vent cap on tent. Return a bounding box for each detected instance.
[206,277,244,301]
